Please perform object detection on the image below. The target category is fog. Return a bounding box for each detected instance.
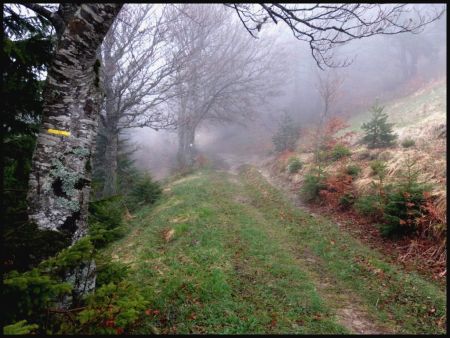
[123,4,446,181]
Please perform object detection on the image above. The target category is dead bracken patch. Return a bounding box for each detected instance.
[306,201,446,284]
[162,228,175,242]
[124,207,135,221]
[265,86,447,282]
[264,156,446,284]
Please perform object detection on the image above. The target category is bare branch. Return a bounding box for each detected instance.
[19,3,66,38]
[230,3,446,69]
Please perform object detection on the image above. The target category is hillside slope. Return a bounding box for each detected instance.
[267,79,446,281]
[349,79,446,202]
[331,79,444,192]
[347,79,446,135]
[104,169,445,334]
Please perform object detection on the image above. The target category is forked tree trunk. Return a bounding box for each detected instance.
[27,4,123,242]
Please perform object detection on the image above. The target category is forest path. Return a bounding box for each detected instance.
[235,167,388,334]
[217,155,385,332]
[107,168,445,334]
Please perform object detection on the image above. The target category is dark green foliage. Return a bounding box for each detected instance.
[355,158,392,220]
[300,168,327,202]
[95,260,130,288]
[54,256,147,334]
[3,320,39,335]
[287,157,303,173]
[38,237,95,277]
[92,135,140,199]
[361,102,397,149]
[401,138,416,148]
[272,114,300,152]
[2,5,52,159]
[339,192,356,209]
[380,157,432,237]
[345,164,362,177]
[356,156,432,238]
[4,234,148,334]
[68,281,149,335]
[355,194,385,219]
[3,238,94,331]
[2,6,61,273]
[126,174,162,211]
[88,196,125,249]
[3,268,72,326]
[370,160,388,178]
[3,222,72,273]
[381,189,424,237]
[329,144,351,161]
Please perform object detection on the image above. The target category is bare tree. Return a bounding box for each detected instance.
[96,4,182,197]
[393,32,439,83]
[314,70,344,163]
[166,4,282,169]
[226,3,445,69]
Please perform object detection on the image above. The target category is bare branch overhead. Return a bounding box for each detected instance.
[226,3,446,69]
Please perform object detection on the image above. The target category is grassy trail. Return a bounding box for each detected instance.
[105,168,446,334]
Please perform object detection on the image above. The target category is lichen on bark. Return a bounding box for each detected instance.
[27,4,123,243]
[50,158,82,197]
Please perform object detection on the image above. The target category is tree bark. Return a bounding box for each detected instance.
[98,51,120,198]
[177,121,197,170]
[27,4,123,242]
[102,128,118,197]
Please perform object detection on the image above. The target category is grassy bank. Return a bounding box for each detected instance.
[103,169,445,334]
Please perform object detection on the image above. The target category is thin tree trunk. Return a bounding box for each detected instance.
[102,129,118,197]
[27,4,123,242]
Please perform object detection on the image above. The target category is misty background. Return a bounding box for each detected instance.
[123,5,446,180]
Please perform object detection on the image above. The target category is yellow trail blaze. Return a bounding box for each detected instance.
[47,129,71,137]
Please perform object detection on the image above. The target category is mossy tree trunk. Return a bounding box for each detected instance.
[27,4,123,242]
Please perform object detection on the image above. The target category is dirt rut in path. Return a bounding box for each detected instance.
[290,245,390,334]
[240,166,394,334]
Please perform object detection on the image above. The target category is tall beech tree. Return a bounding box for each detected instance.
[95,4,181,197]
[167,4,280,169]
[23,4,123,242]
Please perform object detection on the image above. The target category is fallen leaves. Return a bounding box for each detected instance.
[145,308,160,317]
[162,228,175,242]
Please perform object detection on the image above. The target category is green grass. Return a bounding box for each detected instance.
[238,166,445,334]
[103,169,445,334]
